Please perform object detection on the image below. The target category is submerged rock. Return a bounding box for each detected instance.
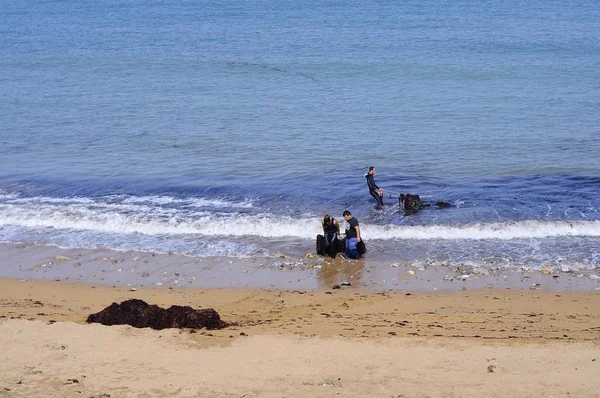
[86,299,227,330]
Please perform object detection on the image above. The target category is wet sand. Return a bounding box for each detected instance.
[1,243,599,397]
[1,278,600,397]
[2,242,599,291]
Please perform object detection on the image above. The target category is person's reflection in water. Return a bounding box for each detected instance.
[316,257,366,289]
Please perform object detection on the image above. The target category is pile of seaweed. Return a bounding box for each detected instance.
[87,299,228,330]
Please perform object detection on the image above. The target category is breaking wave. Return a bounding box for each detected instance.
[363,220,600,240]
[1,194,600,240]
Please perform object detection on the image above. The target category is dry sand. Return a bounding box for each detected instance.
[1,278,599,397]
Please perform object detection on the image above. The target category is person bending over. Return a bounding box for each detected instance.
[398,194,453,215]
[322,213,340,258]
[365,166,384,206]
[343,210,361,259]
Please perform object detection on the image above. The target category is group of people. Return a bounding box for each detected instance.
[365,166,452,212]
[321,211,362,260]
[319,166,377,260]
[320,165,450,260]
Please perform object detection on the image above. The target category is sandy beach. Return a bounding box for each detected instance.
[1,275,600,397]
[3,0,600,396]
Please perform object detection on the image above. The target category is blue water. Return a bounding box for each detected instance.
[1,0,599,271]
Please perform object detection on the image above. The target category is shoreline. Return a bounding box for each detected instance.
[1,242,599,292]
[1,277,599,397]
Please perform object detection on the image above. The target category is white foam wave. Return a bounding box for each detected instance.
[0,204,311,237]
[1,193,253,209]
[0,192,20,200]
[117,195,254,208]
[1,203,600,240]
[6,196,97,205]
[362,220,600,240]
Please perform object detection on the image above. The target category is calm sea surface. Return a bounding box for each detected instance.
[1,0,599,272]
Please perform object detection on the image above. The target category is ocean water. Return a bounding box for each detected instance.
[1,0,599,273]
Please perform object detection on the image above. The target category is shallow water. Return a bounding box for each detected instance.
[1,0,599,274]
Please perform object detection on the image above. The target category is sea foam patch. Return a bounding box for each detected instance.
[362,220,600,240]
[2,193,253,209]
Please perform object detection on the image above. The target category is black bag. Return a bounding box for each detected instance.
[357,240,367,255]
[337,237,346,254]
[318,233,342,257]
[316,234,325,255]
[339,238,367,256]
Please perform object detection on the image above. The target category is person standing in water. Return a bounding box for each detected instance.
[342,210,361,259]
[321,213,340,258]
[365,166,384,206]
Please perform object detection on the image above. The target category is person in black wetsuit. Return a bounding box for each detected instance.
[321,213,340,258]
[365,166,384,206]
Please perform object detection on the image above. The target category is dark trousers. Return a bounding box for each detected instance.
[323,232,338,257]
[369,189,384,206]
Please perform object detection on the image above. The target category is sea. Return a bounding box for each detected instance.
[1,0,599,275]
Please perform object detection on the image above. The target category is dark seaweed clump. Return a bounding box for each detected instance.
[87,299,227,330]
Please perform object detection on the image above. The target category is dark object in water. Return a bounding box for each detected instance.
[316,235,366,256]
[399,193,424,214]
[398,194,452,215]
[316,233,345,257]
[86,299,228,330]
[316,234,345,256]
